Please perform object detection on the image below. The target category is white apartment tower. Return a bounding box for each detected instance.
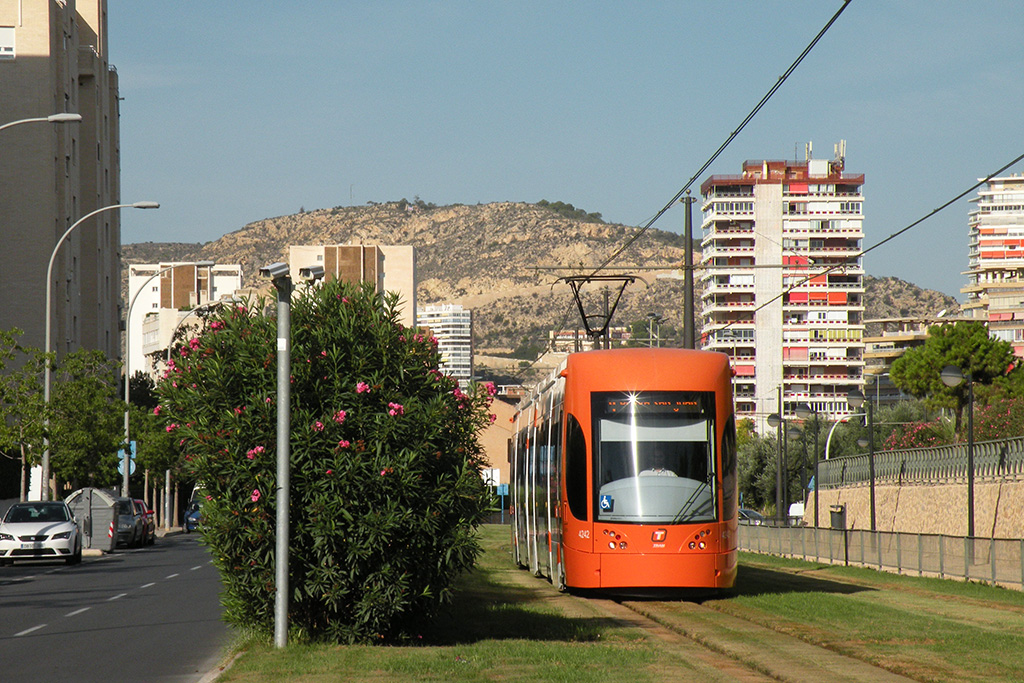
[0,1,122,360]
[962,175,1024,357]
[418,304,473,388]
[699,145,866,430]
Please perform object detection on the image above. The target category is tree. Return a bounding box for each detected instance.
[156,279,493,643]
[48,349,125,490]
[0,330,46,499]
[890,322,1015,433]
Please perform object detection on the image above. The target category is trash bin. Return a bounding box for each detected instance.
[830,504,846,530]
[66,487,118,552]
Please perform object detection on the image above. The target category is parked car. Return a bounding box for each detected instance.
[739,508,766,525]
[0,501,82,565]
[183,501,201,533]
[115,498,145,548]
[133,498,156,545]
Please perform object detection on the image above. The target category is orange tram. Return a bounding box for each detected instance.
[510,348,738,595]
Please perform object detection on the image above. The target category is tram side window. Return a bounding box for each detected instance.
[564,414,588,521]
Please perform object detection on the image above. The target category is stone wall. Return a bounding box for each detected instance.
[804,480,1024,539]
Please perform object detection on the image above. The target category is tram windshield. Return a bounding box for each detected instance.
[593,391,716,524]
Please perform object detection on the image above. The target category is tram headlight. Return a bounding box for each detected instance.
[608,541,616,550]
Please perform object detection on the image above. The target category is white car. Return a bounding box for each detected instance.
[0,501,82,566]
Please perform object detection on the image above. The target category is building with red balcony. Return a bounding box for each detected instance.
[962,175,1024,357]
[699,143,865,431]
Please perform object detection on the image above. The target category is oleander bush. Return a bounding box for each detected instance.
[156,279,493,643]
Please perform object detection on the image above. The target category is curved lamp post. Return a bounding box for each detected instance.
[767,412,784,523]
[940,365,975,539]
[0,112,81,132]
[846,388,875,531]
[41,201,159,500]
[123,261,214,496]
[795,403,820,527]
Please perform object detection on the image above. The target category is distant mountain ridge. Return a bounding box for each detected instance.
[122,201,960,352]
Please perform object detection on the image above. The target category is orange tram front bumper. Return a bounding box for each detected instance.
[563,522,738,590]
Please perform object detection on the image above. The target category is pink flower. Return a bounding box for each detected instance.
[204,495,212,501]
[251,489,261,503]
[246,445,265,460]
[484,382,497,396]
[489,413,497,424]
[265,397,272,404]
[166,423,178,432]
[234,406,245,415]
[337,439,350,448]
[153,405,161,416]
[388,402,405,416]
[356,382,370,394]
[333,410,346,424]
[189,337,200,350]
[210,320,224,330]
[326,469,333,475]
[312,421,325,432]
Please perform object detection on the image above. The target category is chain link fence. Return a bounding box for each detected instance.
[738,523,1024,590]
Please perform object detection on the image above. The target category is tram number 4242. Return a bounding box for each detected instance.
[578,529,590,539]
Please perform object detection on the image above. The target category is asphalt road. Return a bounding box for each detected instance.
[0,533,230,683]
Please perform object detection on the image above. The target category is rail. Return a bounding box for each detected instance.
[818,435,1024,488]
[738,524,1024,590]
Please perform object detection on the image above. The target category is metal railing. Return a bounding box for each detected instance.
[738,524,1024,590]
[818,436,1024,488]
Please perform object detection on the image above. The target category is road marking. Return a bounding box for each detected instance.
[108,593,127,601]
[65,607,91,617]
[141,582,156,588]
[190,565,202,571]
[165,573,179,579]
[15,624,46,637]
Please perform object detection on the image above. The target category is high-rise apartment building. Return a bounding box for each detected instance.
[127,263,243,378]
[417,303,473,388]
[289,244,417,327]
[962,175,1024,357]
[699,145,865,430]
[0,1,121,360]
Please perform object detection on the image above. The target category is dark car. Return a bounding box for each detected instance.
[133,498,156,545]
[739,508,766,525]
[183,501,201,533]
[115,498,145,547]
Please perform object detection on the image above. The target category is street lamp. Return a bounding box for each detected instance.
[847,388,875,531]
[262,261,325,649]
[0,112,82,132]
[123,261,214,497]
[41,201,159,500]
[767,412,784,523]
[940,365,975,540]
[795,403,821,527]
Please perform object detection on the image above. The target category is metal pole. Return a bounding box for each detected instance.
[813,416,820,528]
[273,276,292,649]
[967,375,975,540]
[868,400,876,531]
[683,191,695,349]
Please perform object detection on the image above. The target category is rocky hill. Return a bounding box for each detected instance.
[122,201,959,357]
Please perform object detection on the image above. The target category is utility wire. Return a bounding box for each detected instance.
[588,0,853,279]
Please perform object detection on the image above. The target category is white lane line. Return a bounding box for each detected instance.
[165,573,180,579]
[140,582,156,588]
[65,607,91,617]
[15,624,47,637]
[108,592,127,601]
[190,565,202,571]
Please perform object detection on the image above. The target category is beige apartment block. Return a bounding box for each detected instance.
[288,244,417,327]
[127,262,244,379]
[0,1,121,361]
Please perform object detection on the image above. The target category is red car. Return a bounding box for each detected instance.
[133,499,156,546]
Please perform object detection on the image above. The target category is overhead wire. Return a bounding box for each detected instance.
[587,0,853,279]
[509,0,854,385]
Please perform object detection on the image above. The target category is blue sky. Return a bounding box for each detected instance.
[108,1,1024,299]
